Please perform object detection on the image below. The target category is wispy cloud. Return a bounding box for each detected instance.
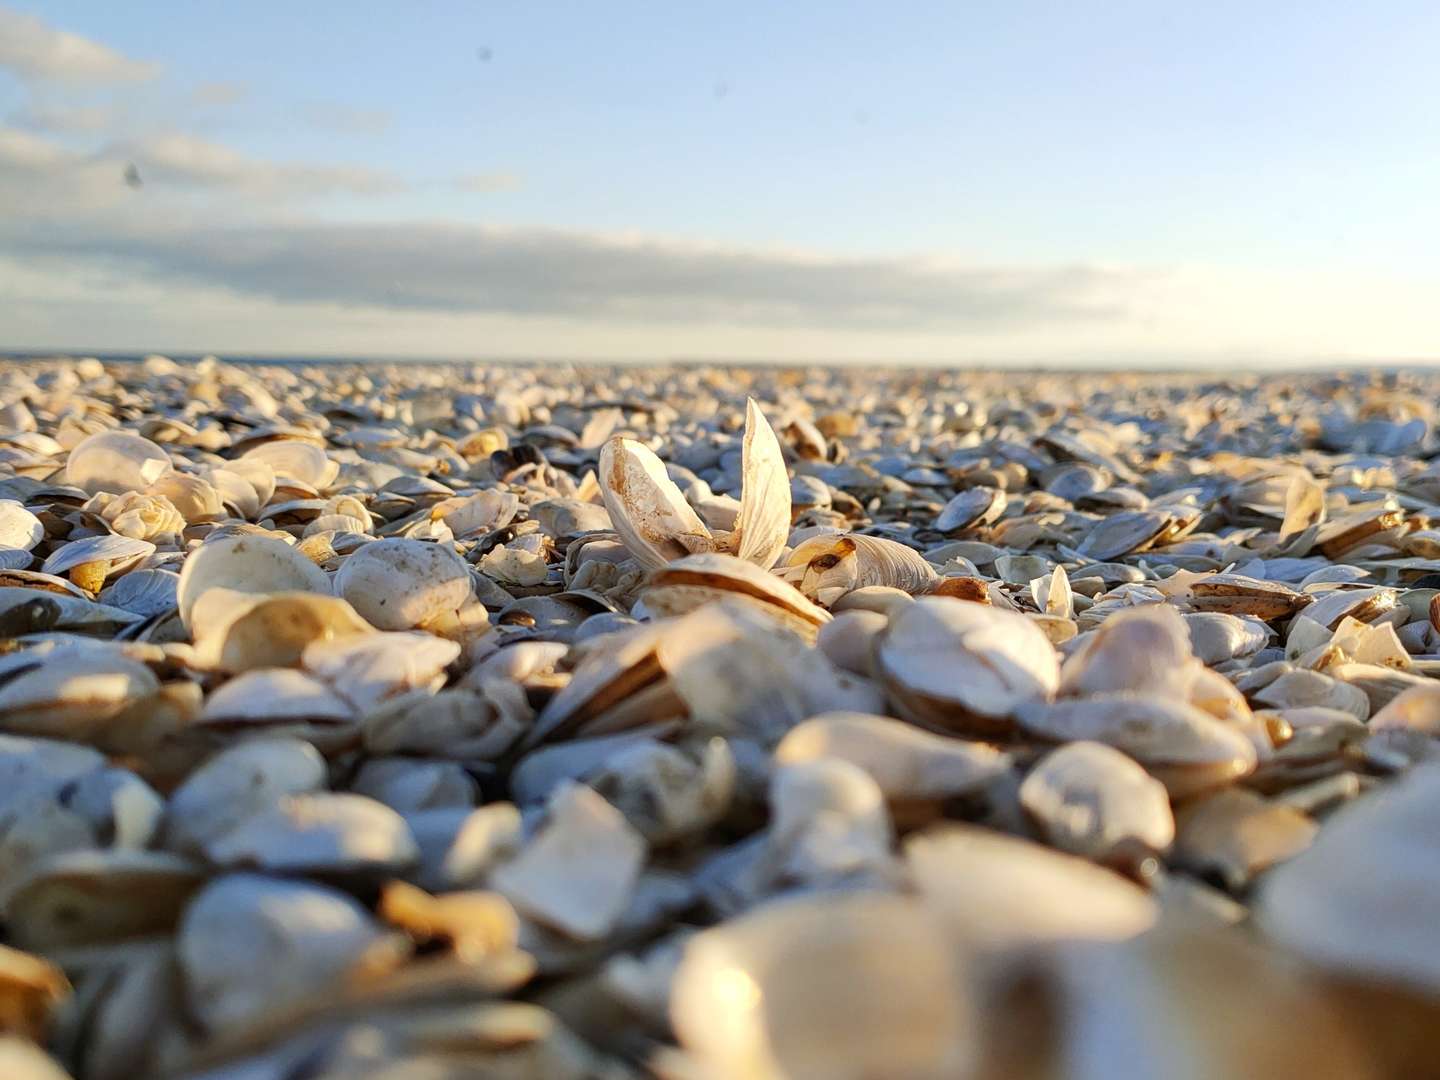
[302,103,392,135]
[455,171,522,193]
[8,100,125,133]
[0,207,1136,331]
[0,126,405,202]
[0,5,160,84]
[191,81,249,107]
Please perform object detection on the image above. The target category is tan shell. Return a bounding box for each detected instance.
[875,596,1059,735]
[1019,741,1175,861]
[176,533,331,631]
[643,552,832,639]
[781,533,939,606]
[191,589,375,673]
[332,538,473,631]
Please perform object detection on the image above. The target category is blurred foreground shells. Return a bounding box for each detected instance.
[5,356,1440,1078]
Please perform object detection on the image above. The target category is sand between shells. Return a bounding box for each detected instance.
[2,356,1440,1077]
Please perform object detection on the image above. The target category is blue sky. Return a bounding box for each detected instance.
[2,1,1439,362]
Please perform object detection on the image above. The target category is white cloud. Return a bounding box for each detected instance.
[114,132,405,195]
[302,103,392,135]
[455,171,522,193]
[0,6,159,84]
[191,81,248,107]
[8,100,122,133]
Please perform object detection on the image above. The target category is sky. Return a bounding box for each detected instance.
[2,1,1439,365]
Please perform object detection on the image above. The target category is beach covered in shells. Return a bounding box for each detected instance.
[4,354,1440,1077]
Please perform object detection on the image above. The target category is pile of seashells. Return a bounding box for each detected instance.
[3,355,1440,1077]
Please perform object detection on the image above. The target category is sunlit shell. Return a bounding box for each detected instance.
[643,552,832,639]
[0,501,43,552]
[64,431,173,496]
[1020,740,1175,861]
[176,533,330,631]
[729,397,792,569]
[191,588,374,672]
[598,437,716,569]
[333,537,472,631]
[40,535,155,591]
[875,596,1058,735]
[781,533,939,606]
[239,440,339,489]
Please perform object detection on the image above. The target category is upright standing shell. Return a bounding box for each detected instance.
[598,437,715,570]
[730,398,791,569]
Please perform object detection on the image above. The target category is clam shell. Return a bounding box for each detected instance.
[64,431,173,496]
[875,596,1059,735]
[176,533,330,631]
[333,538,472,631]
[1020,740,1174,860]
[598,436,715,569]
[643,552,832,639]
[0,501,43,552]
[730,398,791,569]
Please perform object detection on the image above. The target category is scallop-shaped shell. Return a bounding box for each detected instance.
[332,538,472,631]
[875,596,1058,735]
[239,440,338,489]
[98,568,180,617]
[146,471,225,522]
[41,534,155,581]
[1019,741,1175,860]
[176,533,330,631]
[64,431,173,496]
[642,552,832,640]
[92,490,186,541]
[0,501,43,552]
[781,533,939,606]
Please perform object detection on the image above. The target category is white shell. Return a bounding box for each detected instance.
[302,631,459,711]
[203,792,419,875]
[491,782,646,940]
[239,440,338,489]
[0,501,43,552]
[176,533,331,631]
[598,437,715,570]
[178,873,388,1031]
[1020,741,1175,859]
[731,398,791,569]
[40,534,155,578]
[198,668,353,726]
[64,431,173,496]
[332,538,473,631]
[98,568,180,617]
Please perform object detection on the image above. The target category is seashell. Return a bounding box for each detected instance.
[1019,741,1174,862]
[1314,506,1406,557]
[0,589,141,636]
[302,631,458,711]
[197,667,354,736]
[643,552,831,640]
[64,431,173,496]
[191,589,374,673]
[1172,788,1318,891]
[203,791,419,875]
[0,649,160,741]
[0,943,68,1043]
[875,596,1059,736]
[1257,762,1440,994]
[935,486,1006,532]
[0,501,43,552]
[490,783,646,940]
[161,737,328,857]
[332,538,473,631]
[776,711,1011,807]
[1059,604,1197,697]
[1186,573,1311,619]
[830,584,916,616]
[765,757,893,885]
[729,398,792,570]
[1016,692,1258,798]
[239,440,339,489]
[815,608,888,676]
[176,533,330,631]
[177,872,393,1032]
[1184,611,1271,664]
[6,850,205,951]
[41,535,156,592]
[906,824,1157,952]
[584,737,735,845]
[1074,509,1180,560]
[350,757,478,812]
[1251,668,1371,721]
[670,892,973,1080]
[598,437,718,570]
[781,533,938,606]
[97,568,180,618]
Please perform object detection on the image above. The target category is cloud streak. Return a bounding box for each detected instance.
[0,6,159,84]
[3,212,1136,331]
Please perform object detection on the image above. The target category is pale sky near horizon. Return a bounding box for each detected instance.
[2,1,1439,364]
